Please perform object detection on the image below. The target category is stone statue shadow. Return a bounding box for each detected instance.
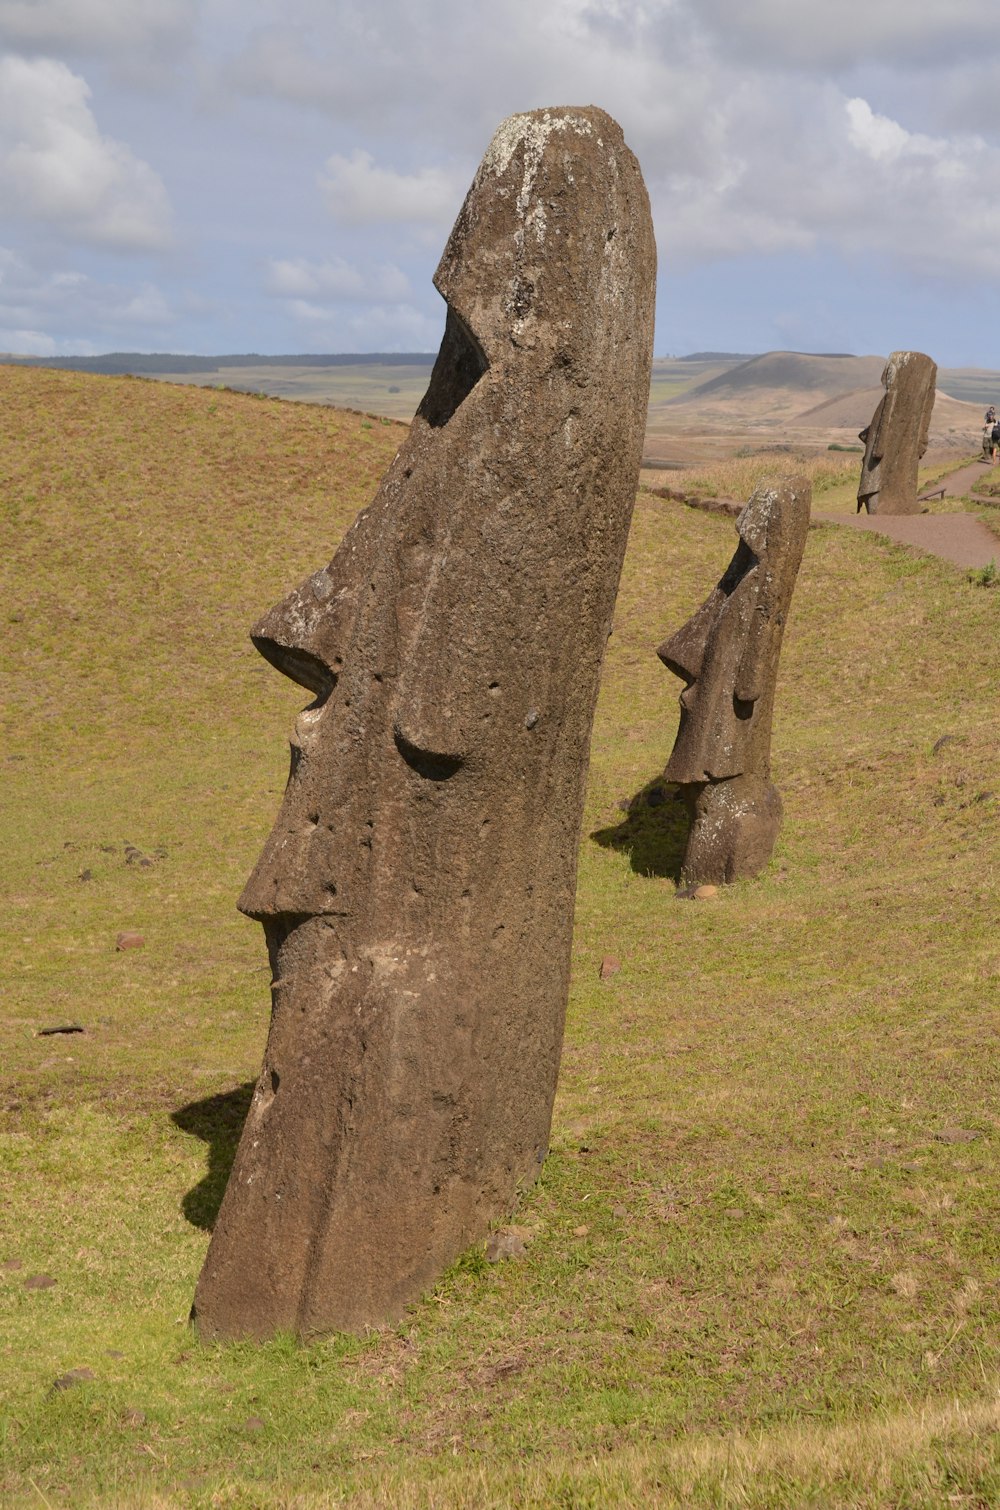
[171,1083,255,1231]
[590,775,689,881]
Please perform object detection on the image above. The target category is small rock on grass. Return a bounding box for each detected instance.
[934,1127,979,1144]
[485,1229,527,1263]
[573,1224,589,1238]
[121,1408,147,1427]
[25,1273,56,1290]
[694,885,718,900]
[115,931,145,951]
[599,955,621,980]
[53,1368,95,1390]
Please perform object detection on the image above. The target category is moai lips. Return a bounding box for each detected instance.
[192,106,656,1340]
[857,351,937,515]
[659,477,810,886]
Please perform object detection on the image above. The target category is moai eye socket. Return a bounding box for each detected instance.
[415,308,488,431]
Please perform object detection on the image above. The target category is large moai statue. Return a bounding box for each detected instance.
[193,107,656,1340]
[658,478,810,886]
[856,351,937,514]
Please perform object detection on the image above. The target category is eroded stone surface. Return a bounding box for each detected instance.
[857,351,937,515]
[658,477,810,885]
[192,106,656,1340]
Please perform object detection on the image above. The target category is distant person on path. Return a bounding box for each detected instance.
[986,421,1000,465]
[986,404,997,425]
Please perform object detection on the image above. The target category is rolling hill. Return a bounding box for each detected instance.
[3,363,1000,1505]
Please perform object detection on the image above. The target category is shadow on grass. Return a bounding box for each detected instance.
[171,1082,255,1231]
[590,773,689,882]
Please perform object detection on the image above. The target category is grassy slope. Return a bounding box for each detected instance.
[1,366,999,1507]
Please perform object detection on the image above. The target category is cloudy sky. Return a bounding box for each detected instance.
[3,0,1000,364]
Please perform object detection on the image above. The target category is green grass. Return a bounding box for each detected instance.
[2,365,1000,1507]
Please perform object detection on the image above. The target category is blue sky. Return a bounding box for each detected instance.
[2,1,1000,364]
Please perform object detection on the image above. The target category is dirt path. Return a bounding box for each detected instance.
[815,458,999,569]
[817,510,999,568]
[931,457,998,499]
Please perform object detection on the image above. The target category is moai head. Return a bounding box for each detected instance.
[857,350,937,514]
[192,107,656,1341]
[239,107,655,924]
[659,477,810,787]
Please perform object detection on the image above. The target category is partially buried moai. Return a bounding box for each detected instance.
[856,351,937,514]
[658,478,810,886]
[192,107,656,1340]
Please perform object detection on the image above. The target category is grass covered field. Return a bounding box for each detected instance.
[2,365,999,1507]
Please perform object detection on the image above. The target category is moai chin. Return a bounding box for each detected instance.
[857,351,937,515]
[658,477,810,886]
[192,107,656,1340]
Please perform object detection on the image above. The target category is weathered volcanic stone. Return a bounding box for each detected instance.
[192,107,656,1340]
[857,351,937,515]
[658,477,810,886]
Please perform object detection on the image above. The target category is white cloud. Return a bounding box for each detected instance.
[0,0,197,61]
[845,98,917,163]
[220,0,710,164]
[692,0,1000,70]
[0,245,178,351]
[266,256,411,301]
[0,55,173,251]
[641,72,1000,281]
[120,283,172,323]
[0,325,57,354]
[275,287,443,352]
[319,151,467,227]
[263,251,436,352]
[3,0,1000,356]
[843,98,978,172]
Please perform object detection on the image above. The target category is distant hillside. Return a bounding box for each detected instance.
[936,368,1000,406]
[7,348,998,437]
[5,351,437,376]
[672,351,888,405]
[794,385,982,431]
[677,351,759,362]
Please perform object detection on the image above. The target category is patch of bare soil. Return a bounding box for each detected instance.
[818,511,999,569]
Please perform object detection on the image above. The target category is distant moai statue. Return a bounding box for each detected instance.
[192,107,656,1341]
[856,351,937,515]
[658,477,810,886]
